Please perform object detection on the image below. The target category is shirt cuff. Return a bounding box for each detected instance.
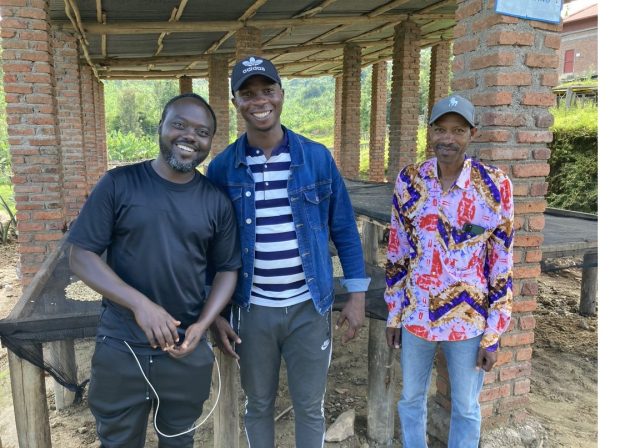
[339,277,371,292]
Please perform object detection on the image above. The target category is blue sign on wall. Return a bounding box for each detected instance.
[495,0,563,24]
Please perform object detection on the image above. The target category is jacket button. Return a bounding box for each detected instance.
[245,191,252,197]
[246,218,252,224]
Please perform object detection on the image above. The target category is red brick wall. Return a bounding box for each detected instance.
[208,53,230,156]
[80,65,101,190]
[387,20,421,179]
[439,0,560,429]
[339,43,361,179]
[427,41,453,157]
[51,29,87,226]
[234,26,261,138]
[332,75,342,167]
[0,0,64,284]
[368,62,387,182]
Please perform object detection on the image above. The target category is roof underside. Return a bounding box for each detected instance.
[49,0,456,80]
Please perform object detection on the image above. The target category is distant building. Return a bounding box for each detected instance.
[560,3,598,81]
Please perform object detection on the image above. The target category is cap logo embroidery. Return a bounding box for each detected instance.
[241,56,267,74]
[449,97,458,108]
[242,57,263,67]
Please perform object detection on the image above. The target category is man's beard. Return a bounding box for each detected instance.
[159,140,207,173]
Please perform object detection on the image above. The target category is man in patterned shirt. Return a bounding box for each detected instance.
[384,94,514,447]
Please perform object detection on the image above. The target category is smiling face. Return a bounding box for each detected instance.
[429,113,477,171]
[157,97,214,174]
[232,75,284,135]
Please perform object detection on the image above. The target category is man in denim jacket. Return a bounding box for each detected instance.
[207,56,370,448]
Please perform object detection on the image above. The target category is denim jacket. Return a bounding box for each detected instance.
[207,127,370,314]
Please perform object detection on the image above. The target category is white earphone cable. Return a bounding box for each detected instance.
[123,340,221,438]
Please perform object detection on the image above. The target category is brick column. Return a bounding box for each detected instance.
[51,29,87,226]
[427,0,560,441]
[179,75,192,94]
[208,53,230,156]
[0,0,64,284]
[80,65,101,189]
[234,26,261,137]
[332,75,342,167]
[369,62,387,182]
[339,43,361,180]
[387,20,421,180]
[427,42,453,120]
[94,79,108,174]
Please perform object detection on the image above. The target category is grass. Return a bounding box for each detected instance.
[551,103,598,131]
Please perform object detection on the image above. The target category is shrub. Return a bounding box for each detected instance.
[548,104,597,213]
[107,130,157,162]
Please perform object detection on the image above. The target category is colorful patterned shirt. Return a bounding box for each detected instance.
[384,156,514,351]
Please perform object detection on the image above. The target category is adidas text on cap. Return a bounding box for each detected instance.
[231,56,282,93]
[429,95,475,128]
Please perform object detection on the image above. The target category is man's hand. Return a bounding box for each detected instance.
[386,327,401,349]
[132,301,181,350]
[476,347,498,372]
[166,322,206,359]
[210,316,241,360]
[336,292,365,344]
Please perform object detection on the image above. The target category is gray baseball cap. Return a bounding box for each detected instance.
[429,94,475,128]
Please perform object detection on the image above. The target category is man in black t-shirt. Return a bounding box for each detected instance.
[67,93,241,448]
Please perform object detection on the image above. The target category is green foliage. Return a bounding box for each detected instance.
[0,193,17,244]
[548,104,598,213]
[107,130,157,162]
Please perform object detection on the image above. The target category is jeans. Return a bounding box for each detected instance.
[398,329,485,448]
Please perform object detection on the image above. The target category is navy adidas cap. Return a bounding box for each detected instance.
[231,55,281,93]
[429,94,475,128]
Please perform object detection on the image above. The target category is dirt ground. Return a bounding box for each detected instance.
[0,241,597,447]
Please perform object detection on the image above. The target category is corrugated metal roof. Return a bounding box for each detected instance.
[49,0,456,80]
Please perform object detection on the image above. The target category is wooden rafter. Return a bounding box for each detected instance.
[64,0,99,78]
[204,0,268,54]
[368,0,412,18]
[266,0,339,51]
[59,12,455,35]
[155,0,189,56]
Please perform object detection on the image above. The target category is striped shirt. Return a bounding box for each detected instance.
[246,135,311,307]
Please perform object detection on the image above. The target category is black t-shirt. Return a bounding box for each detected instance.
[67,161,241,352]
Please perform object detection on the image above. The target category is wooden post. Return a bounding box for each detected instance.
[362,220,395,446]
[8,345,52,448]
[212,348,240,448]
[579,251,597,316]
[48,340,78,410]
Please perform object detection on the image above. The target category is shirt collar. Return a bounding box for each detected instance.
[245,131,289,158]
[425,156,473,190]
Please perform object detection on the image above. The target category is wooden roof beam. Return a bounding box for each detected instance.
[61,12,455,35]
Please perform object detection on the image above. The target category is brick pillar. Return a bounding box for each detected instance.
[80,65,100,190]
[0,0,64,285]
[387,20,421,180]
[51,29,87,227]
[369,62,387,182]
[179,75,192,94]
[333,75,342,167]
[339,43,361,180]
[427,42,453,120]
[427,0,560,441]
[234,26,261,137]
[94,79,108,174]
[208,53,230,156]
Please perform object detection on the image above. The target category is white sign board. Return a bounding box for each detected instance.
[495,0,563,24]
